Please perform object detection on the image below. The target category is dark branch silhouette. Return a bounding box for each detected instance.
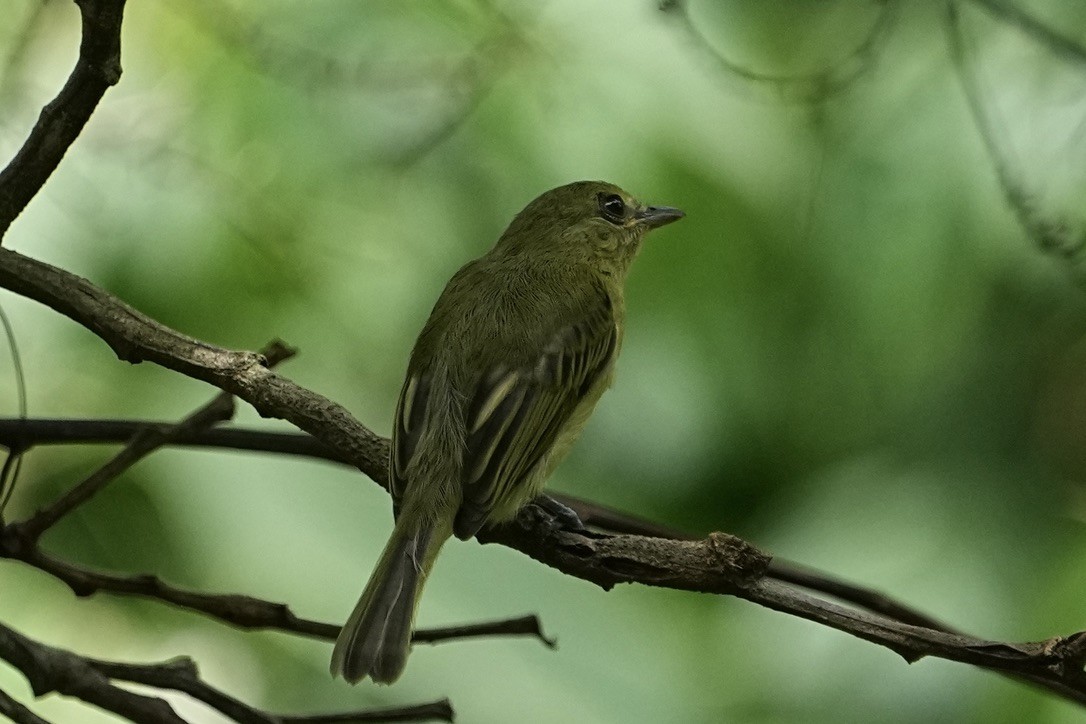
[947,0,1086,259]
[0,0,127,238]
[1,399,1085,705]
[659,0,900,103]
[0,621,454,724]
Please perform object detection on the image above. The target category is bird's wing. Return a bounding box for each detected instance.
[452,289,618,539]
[390,366,432,516]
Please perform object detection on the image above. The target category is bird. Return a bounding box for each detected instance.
[330,180,684,684]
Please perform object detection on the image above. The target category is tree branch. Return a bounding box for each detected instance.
[946,0,1086,259]
[0,247,389,487]
[0,622,454,723]
[0,686,51,724]
[0,1,1084,707]
[482,507,1086,702]
[966,0,1086,68]
[0,418,346,465]
[0,0,127,238]
[14,396,234,540]
[0,621,187,724]
[0,416,977,621]
[0,531,553,655]
[658,0,900,103]
[2,410,1084,702]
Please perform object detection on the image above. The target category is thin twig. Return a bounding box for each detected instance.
[93,657,454,723]
[0,0,128,238]
[412,614,556,649]
[5,413,1086,702]
[0,298,28,520]
[945,0,1086,258]
[0,532,555,654]
[277,700,454,724]
[967,0,1086,67]
[0,621,187,724]
[660,0,899,103]
[13,340,293,540]
[14,395,235,540]
[0,686,51,724]
[0,418,345,463]
[0,622,455,724]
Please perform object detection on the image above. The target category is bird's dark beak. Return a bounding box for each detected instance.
[635,205,685,230]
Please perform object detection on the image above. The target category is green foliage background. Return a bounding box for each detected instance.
[2,1,1086,721]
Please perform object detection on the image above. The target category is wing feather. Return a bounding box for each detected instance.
[454,291,618,539]
[390,370,431,514]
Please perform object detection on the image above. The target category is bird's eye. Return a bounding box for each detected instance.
[599,193,626,224]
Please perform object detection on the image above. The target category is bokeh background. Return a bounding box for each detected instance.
[2,0,1086,721]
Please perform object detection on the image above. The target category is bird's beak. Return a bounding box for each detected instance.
[635,205,685,230]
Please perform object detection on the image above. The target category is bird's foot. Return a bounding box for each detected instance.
[526,494,587,532]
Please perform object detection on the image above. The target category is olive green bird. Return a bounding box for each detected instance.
[330,180,683,685]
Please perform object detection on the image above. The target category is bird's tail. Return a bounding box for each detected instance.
[330,520,444,684]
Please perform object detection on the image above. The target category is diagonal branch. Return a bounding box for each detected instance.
[0,686,51,724]
[2,245,1086,702]
[0,415,1038,640]
[0,0,128,238]
[481,507,1086,703]
[0,416,982,625]
[14,396,234,540]
[0,246,389,486]
[12,341,294,541]
[945,0,1086,258]
[3,409,1086,702]
[659,0,900,103]
[966,0,1086,67]
[0,621,187,723]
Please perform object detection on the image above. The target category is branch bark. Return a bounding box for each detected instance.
[1,244,1085,704]
[0,622,454,723]
[0,247,388,487]
[0,0,127,238]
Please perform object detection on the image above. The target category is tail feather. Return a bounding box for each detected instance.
[331,524,434,685]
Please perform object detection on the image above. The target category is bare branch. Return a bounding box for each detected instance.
[481,504,1086,702]
[15,396,234,540]
[0,621,187,724]
[0,686,51,724]
[0,247,389,487]
[0,0,127,238]
[946,1,1086,258]
[4,413,1085,702]
[660,0,899,103]
[92,657,454,723]
[0,622,455,723]
[0,418,345,464]
[967,0,1086,67]
[277,700,454,724]
[412,614,555,649]
[1,526,555,658]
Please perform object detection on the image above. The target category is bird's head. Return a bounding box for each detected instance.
[492,181,684,274]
